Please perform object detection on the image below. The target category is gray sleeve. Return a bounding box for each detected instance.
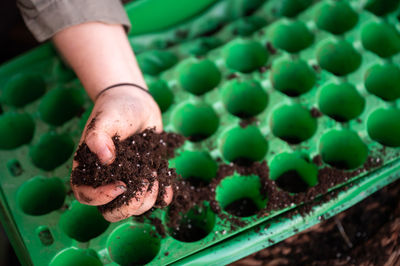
[17,0,131,42]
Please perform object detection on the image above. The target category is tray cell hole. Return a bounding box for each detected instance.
[270,104,317,144]
[361,22,400,58]
[137,50,178,76]
[364,0,400,16]
[7,159,23,176]
[216,174,267,217]
[316,40,361,76]
[172,102,219,142]
[364,64,400,102]
[0,112,35,150]
[221,79,268,118]
[270,20,314,53]
[367,108,400,147]
[173,150,218,186]
[60,201,109,242]
[185,37,223,57]
[277,0,314,18]
[2,73,46,107]
[168,203,215,242]
[36,226,54,246]
[178,59,221,96]
[232,16,267,37]
[148,80,174,113]
[49,248,102,266]
[107,223,160,265]
[319,129,368,170]
[29,132,75,171]
[270,58,316,97]
[269,152,318,194]
[220,126,268,165]
[38,87,85,126]
[318,82,365,122]
[314,1,358,35]
[225,40,269,73]
[17,176,65,215]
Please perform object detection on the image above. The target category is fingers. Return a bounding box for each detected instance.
[72,181,126,206]
[85,130,116,164]
[102,181,157,222]
[163,186,174,206]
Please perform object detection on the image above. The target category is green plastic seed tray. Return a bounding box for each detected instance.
[1,0,400,265]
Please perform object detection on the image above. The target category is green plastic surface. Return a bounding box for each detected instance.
[0,0,400,265]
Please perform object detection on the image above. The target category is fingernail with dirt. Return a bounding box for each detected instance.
[101,146,114,164]
[111,185,127,197]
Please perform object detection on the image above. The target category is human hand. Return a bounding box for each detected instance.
[71,85,173,222]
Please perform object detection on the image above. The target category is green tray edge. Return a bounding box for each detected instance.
[174,158,400,265]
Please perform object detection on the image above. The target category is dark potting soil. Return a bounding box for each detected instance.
[275,170,309,194]
[171,223,209,243]
[232,179,400,266]
[310,107,323,118]
[224,197,260,217]
[71,128,185,212]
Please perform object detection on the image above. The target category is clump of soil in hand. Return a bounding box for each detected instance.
[71,129,185,212]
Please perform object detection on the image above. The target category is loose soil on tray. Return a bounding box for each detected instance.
[232,179,400,266]
[71,128,185,212]
[72,125,386,246]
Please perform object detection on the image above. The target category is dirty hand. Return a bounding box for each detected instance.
[71,85,173,222]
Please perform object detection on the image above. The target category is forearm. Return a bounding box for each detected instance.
[52,22,146,101]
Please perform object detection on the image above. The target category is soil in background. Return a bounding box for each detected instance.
[232,179,400,266]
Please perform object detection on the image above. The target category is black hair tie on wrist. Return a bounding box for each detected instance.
[95,82,152,101]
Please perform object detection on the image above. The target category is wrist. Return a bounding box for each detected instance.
[95,83,151,102]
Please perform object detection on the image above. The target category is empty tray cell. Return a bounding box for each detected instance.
[137,50,178,76]
[361,21,400,58]
[0,112,34,150]
[220,126,268,165]
[107,223,160,265]
[2,73,46,108]
[59,201,109,242]
[178,58,221,96]
[316,39,362,76]
[270,104,317,144]
[221,79,268,118]
[270,58,316,97]
[29,132,74,171]
[182,37,223,57]
[168,203,216,243]
[225,40,269,73]
[364,0,400,16]
[216,174,267,217]
[269,152,318,193]
[318,82,365,122]
[364,63,400,101]
[49,248,102,266]
[38,87,85,126]
[367,108,400,147]
[276,0,314,18]
[320,129,368,170]
[171,102,219,142]
[17,176,65,215]
[269,20,314,53]
[148,79,174,113]
[231,16,267,37]
[314,1,358,35]
[172,150,218,185]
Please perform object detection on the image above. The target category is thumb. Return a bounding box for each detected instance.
[85,130,116,164]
